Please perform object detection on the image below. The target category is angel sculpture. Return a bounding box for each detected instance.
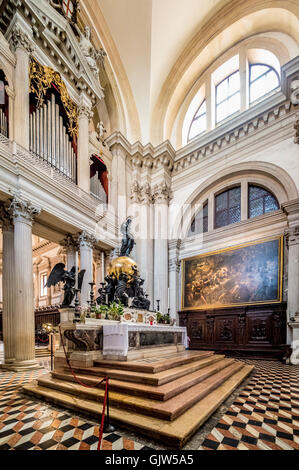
[46,263,86,307]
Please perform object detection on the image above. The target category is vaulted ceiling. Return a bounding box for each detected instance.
[80,0,299,147]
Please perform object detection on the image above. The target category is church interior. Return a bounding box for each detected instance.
[0,0,299,452]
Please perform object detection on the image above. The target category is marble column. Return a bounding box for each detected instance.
[78,231,96,306]
[0,203,15,365]
[10,24,33,150]
[153,183,171,314]
[9,197,41,370]
[169,240,182,322]
[78,100,93,193]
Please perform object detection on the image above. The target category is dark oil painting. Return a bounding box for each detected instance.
[182,237,282,310]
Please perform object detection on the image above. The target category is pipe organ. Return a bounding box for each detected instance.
[29,94,77,182]
[0,108,8,137]
[90,174,107,202]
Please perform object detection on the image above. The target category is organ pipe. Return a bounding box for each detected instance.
[29,93,77,181]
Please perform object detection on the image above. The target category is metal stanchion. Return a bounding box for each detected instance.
[50,333,54,371]
[103,378,115,433]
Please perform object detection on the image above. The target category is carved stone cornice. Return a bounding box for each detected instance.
[78,105,94,121]
[10,25,33,54]
[153,182,172,204]
[9,197,40,225]
[78,230,97,248]
[61,234,78,252]
[294,112,299,145]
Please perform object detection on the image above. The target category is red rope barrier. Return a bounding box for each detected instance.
[58,326,110,450]
[37,335,49,343]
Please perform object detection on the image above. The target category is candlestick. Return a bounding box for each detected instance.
[75,251,79,290]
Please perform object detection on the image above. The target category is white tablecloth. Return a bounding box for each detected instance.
[103,323,129,357]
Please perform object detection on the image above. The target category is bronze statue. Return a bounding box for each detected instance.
[120,217,135,257]
[47,263,85,307]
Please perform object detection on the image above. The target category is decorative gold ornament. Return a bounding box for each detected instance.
[108,256,138,280]
[29,57,78,138]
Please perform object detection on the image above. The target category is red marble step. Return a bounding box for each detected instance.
[68,353,221,386]
[94,350,214,373]
[38,360,244,420]
[52,355,228,401]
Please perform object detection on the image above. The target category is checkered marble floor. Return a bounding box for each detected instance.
[200,359,299,450]
[0,364,153,450]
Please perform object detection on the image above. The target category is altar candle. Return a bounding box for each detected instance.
[75,251,78,289]
[168,287,170,309]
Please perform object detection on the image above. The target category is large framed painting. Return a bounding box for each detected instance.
[181,236,283,311]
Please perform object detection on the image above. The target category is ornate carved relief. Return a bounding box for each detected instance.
[190,321,203,340]
[250,321,267,341]
[61,234,78,252]
[78,230,97,248]
[0,201,13,229]
[153,182,172,204]
[79,26,106,77]
[219,319,233,341]
[10,25,33,54]
[78,105,94,121]
[10,197,40,224]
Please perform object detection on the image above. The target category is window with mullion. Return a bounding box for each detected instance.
[188,201,208,236]
[216,71,240,123]
[215,186,241,228]
[249,64,280,104]
[188,100,207,141]
[248,185,279,218]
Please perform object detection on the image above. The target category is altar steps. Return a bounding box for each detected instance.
[51,354,227,401]
[69,352,218,386]
[93,350,213,374]
[36,359,241,421]
[23,363,253,448]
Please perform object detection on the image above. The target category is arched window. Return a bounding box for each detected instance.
[188,201,208,237]
[249,64,280,104]
[215,186,241,228]
[248,185,279,218]
[216,71,240,123]
[90,154,108,203]
[188,100,207,141]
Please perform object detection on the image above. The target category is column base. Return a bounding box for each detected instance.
[2,359,43,371]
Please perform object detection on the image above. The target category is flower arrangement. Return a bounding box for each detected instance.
[156,312,171,324]
[107,301,124,321]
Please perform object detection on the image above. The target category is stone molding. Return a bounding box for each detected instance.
[10,196,40,225]
[169,258,180,273]
[78,230,97,248]
[10,25,33,54]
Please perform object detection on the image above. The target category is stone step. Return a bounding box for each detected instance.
[23,364,254,447]
[52,354,227,401]
[67,353,222,386]
[94,350,214,373]
[38,360,242,420]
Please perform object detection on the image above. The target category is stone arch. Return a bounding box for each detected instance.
[151,1,299,146]
[170,161,298,240]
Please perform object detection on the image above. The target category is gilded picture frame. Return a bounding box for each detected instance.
[181,235,283,311]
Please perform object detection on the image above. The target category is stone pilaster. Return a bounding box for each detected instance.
[0,202,15,365]
[168,239,182,322]
[78,231,96,306]
[153,182,172,314]
[9,197,41,370]
[78,99,93,193]
[10,24,33,150]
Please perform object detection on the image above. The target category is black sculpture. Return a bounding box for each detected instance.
[47,263,86,307]
[120,217,135,257]
[96,265,150,310]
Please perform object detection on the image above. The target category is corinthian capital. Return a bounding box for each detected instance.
[78,230,97,248]
[10,25,33,54]
[153,182,172,204]
[10,197,41,224]
[130,181,142,204]
[61,233,78,252]
[78,105,94,120]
